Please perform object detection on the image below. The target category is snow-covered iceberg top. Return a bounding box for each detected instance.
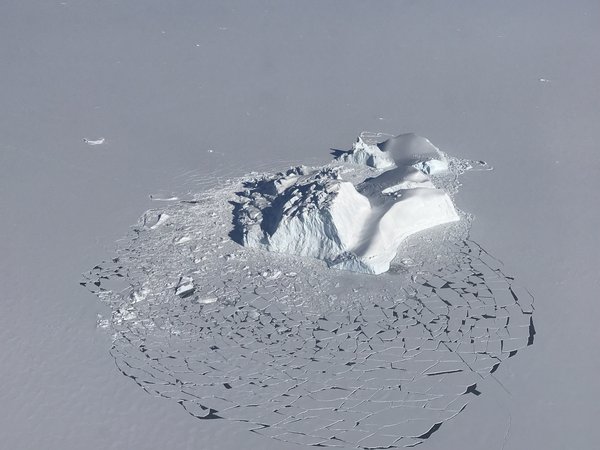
[340,132,450,174]
[233,132,465,274]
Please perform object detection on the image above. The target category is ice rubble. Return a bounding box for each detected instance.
[235,133,459,274]
[83,185,535,449]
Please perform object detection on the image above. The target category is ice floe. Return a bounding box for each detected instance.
[82,137,105,145]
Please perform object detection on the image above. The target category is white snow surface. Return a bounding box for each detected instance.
[235,133,460,274]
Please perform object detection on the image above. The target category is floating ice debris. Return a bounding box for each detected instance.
[174,235,192,244]
[175,276,195,298]
[149,195,180,202]
[96,314,110,329]
[82,137,105,145]
[149,213,170,229]
[234,133,459,274]
[81,131,535,449]
[130,288,149,303]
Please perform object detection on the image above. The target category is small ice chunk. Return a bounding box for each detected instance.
[175,276,195,297]
[262,270,282,280]
[130,288,149,303]
[150,213,170,229]
[83,137,105,145]
[96,314,110,329]
[175,236,192,244]
[150,195,179,202]
[117,308,136,321]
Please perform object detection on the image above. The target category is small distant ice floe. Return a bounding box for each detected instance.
[83,137,105,145]
[233,133,465,275]
[149,195,180,202]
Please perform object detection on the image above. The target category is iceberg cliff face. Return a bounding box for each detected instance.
[234,133,460,274]
[239,167,371,259]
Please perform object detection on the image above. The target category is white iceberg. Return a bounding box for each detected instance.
[234,133,460,274]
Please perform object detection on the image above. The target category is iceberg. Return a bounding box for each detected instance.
[233,133,460,274]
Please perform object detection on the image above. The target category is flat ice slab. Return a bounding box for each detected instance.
[233,133,460,274]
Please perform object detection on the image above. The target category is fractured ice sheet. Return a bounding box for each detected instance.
[82,168,534,449]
